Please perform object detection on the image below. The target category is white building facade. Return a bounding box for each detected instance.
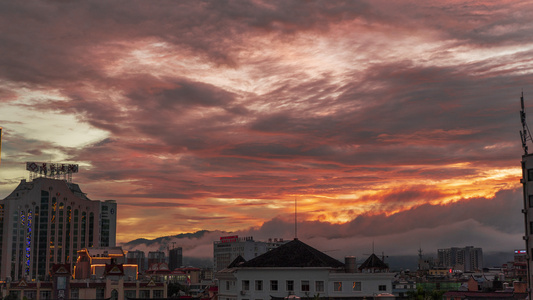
[0,177,117,281]
[216,239,395,300]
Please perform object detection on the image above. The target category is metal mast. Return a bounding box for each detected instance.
[521,91,532,154]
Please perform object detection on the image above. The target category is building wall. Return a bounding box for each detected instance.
[217,268,395,300]
[437,246,483,272]
[169,247,183,270]
[127,250,146,273]
[147,251,165,268]
[213,237,286,272]
[1,278,167,300]
[0,177,117,281]
[521,153,533,299]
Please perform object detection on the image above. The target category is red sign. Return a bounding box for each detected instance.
[220,235,238,243]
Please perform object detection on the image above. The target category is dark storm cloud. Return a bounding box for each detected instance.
[1,0,531,244]
[251,188,523,240]
[0,0,374,86]
[125,77,237,110]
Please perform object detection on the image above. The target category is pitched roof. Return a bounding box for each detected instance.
[227,255,246,268]
[358,253,388,271]
[239,239,344,268]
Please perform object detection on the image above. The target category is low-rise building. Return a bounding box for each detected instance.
[0,262,167,300]
[216,238,395,300]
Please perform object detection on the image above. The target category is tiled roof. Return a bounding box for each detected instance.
[239,239,344,268]
[358,253,388,271]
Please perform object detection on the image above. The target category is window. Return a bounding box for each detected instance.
[286,280,294,291]
[270,280,278,291]
[255,280,263,291]
[153,290,164,298]
[530,195,533,208]
[40,291,51,300]
[125,290,136,299]
[528,169,533,181]
[301,280,310,292]
[530,222,533,234]
[334,282,342,292]
[96,288,105,299]
[352,282,361,291]
[315,281,324,292]
[139,290,150,298]
[243,280,250,291]
[379,285,387,291]
[24,290,37,299]
[226,281,231,290]
[70,289,79,299]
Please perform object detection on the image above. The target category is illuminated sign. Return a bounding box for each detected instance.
[26,162,79,175]
[515,249,527,254]
[220,235,239,243]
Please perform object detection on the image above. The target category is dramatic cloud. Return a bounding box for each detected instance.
[1,1,531,260]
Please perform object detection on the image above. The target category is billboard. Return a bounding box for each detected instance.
[220,235,239,243]
[26,162,79,176]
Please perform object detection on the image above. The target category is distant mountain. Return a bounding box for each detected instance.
[120,230,516,272]
[123,230,212,248]
[120,230,229,259]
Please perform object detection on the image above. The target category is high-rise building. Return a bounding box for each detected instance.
[437,246,483,272]
[213,236,287,272]
[147,251,165,268]
[520,93,533,299]
[168,247,183,271]
[0,177,117,281]
[126,250,147,273]
[522,152,533,294]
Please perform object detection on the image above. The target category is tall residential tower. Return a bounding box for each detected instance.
[0,176,117,281]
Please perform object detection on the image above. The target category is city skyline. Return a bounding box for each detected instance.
[0,1,532,259]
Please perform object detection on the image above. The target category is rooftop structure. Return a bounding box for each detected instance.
[0,177,117,281]
[216,238,395,300]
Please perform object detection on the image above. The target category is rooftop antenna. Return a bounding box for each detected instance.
[520,91,533,155]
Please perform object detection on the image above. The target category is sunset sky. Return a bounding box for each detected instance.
[1,0,533,260]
